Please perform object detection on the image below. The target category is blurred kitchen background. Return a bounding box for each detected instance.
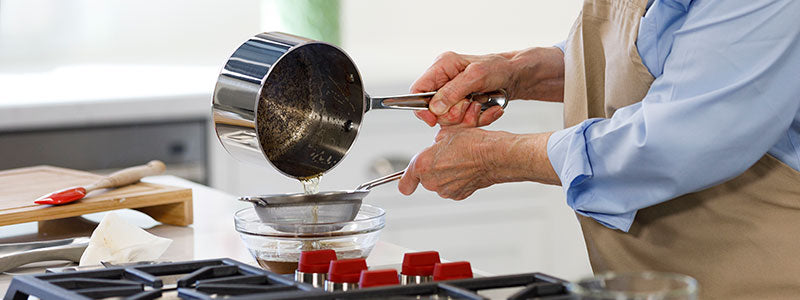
[0,0,591,280]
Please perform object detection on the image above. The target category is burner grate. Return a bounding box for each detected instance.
[3,259,572,300]
[237,273,570,300]
[3,259,314,300]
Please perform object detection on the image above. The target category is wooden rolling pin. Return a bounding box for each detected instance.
[34,160,166,205]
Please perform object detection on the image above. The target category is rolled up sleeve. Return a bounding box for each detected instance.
[547,0,800,231]
[554,40,567,53]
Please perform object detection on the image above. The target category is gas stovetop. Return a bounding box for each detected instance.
[3,258,572,300]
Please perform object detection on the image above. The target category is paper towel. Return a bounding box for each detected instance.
[79,212,172,266]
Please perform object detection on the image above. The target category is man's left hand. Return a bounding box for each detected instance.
[398,101,561,199]
[399,102,503,200]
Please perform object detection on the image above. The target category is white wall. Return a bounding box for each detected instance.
[0,0,263,70]
[340,0,580,89]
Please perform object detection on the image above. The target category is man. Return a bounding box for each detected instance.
[397,0,800,298]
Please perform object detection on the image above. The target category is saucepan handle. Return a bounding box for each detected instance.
[369,89,508,111]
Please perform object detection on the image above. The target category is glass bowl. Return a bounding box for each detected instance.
[568,272,698,299]
[234,204,385,274]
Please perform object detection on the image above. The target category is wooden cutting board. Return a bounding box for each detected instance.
[0,165,193,227]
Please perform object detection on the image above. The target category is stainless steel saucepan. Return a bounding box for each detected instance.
[212,32,508,180]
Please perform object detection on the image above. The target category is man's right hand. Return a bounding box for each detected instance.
[411,51,514,127]
[411,47,566,127]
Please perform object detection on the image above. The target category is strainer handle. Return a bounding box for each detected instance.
[356,170,405,191]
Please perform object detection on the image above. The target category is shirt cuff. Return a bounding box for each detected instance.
[576,208,637,232]
[547,119,636,232]
[554,40,567,53]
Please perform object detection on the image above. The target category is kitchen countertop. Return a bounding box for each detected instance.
[0,175,411,291]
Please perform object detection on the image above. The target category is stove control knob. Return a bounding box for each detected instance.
[401,251,440,284]
[325,258,368,291]
[295,249,337,287]
[298,249,337,273]
[359,269,400,288]
[433,261,473,281]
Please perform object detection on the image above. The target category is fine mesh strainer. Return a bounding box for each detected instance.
[238,170,404,224]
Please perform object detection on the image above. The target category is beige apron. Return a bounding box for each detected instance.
[563,0,800,299]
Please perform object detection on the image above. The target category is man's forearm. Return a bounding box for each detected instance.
[508,47,565,103]
[479,131,561,186]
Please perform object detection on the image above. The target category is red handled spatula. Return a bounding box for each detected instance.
[34,160,166,205]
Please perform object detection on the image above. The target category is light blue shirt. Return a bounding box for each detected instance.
[548,0,800,231]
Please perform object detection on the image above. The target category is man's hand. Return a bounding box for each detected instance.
[411,51,515,127]
[398,102,561,200]
[399,105,501,199]
[411,47,566,127]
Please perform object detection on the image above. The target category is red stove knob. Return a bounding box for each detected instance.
[359,269,400,288]
[327,258,368,283]
[433,261,473,281]
[401,251,440,276]
[298,249,337,274]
